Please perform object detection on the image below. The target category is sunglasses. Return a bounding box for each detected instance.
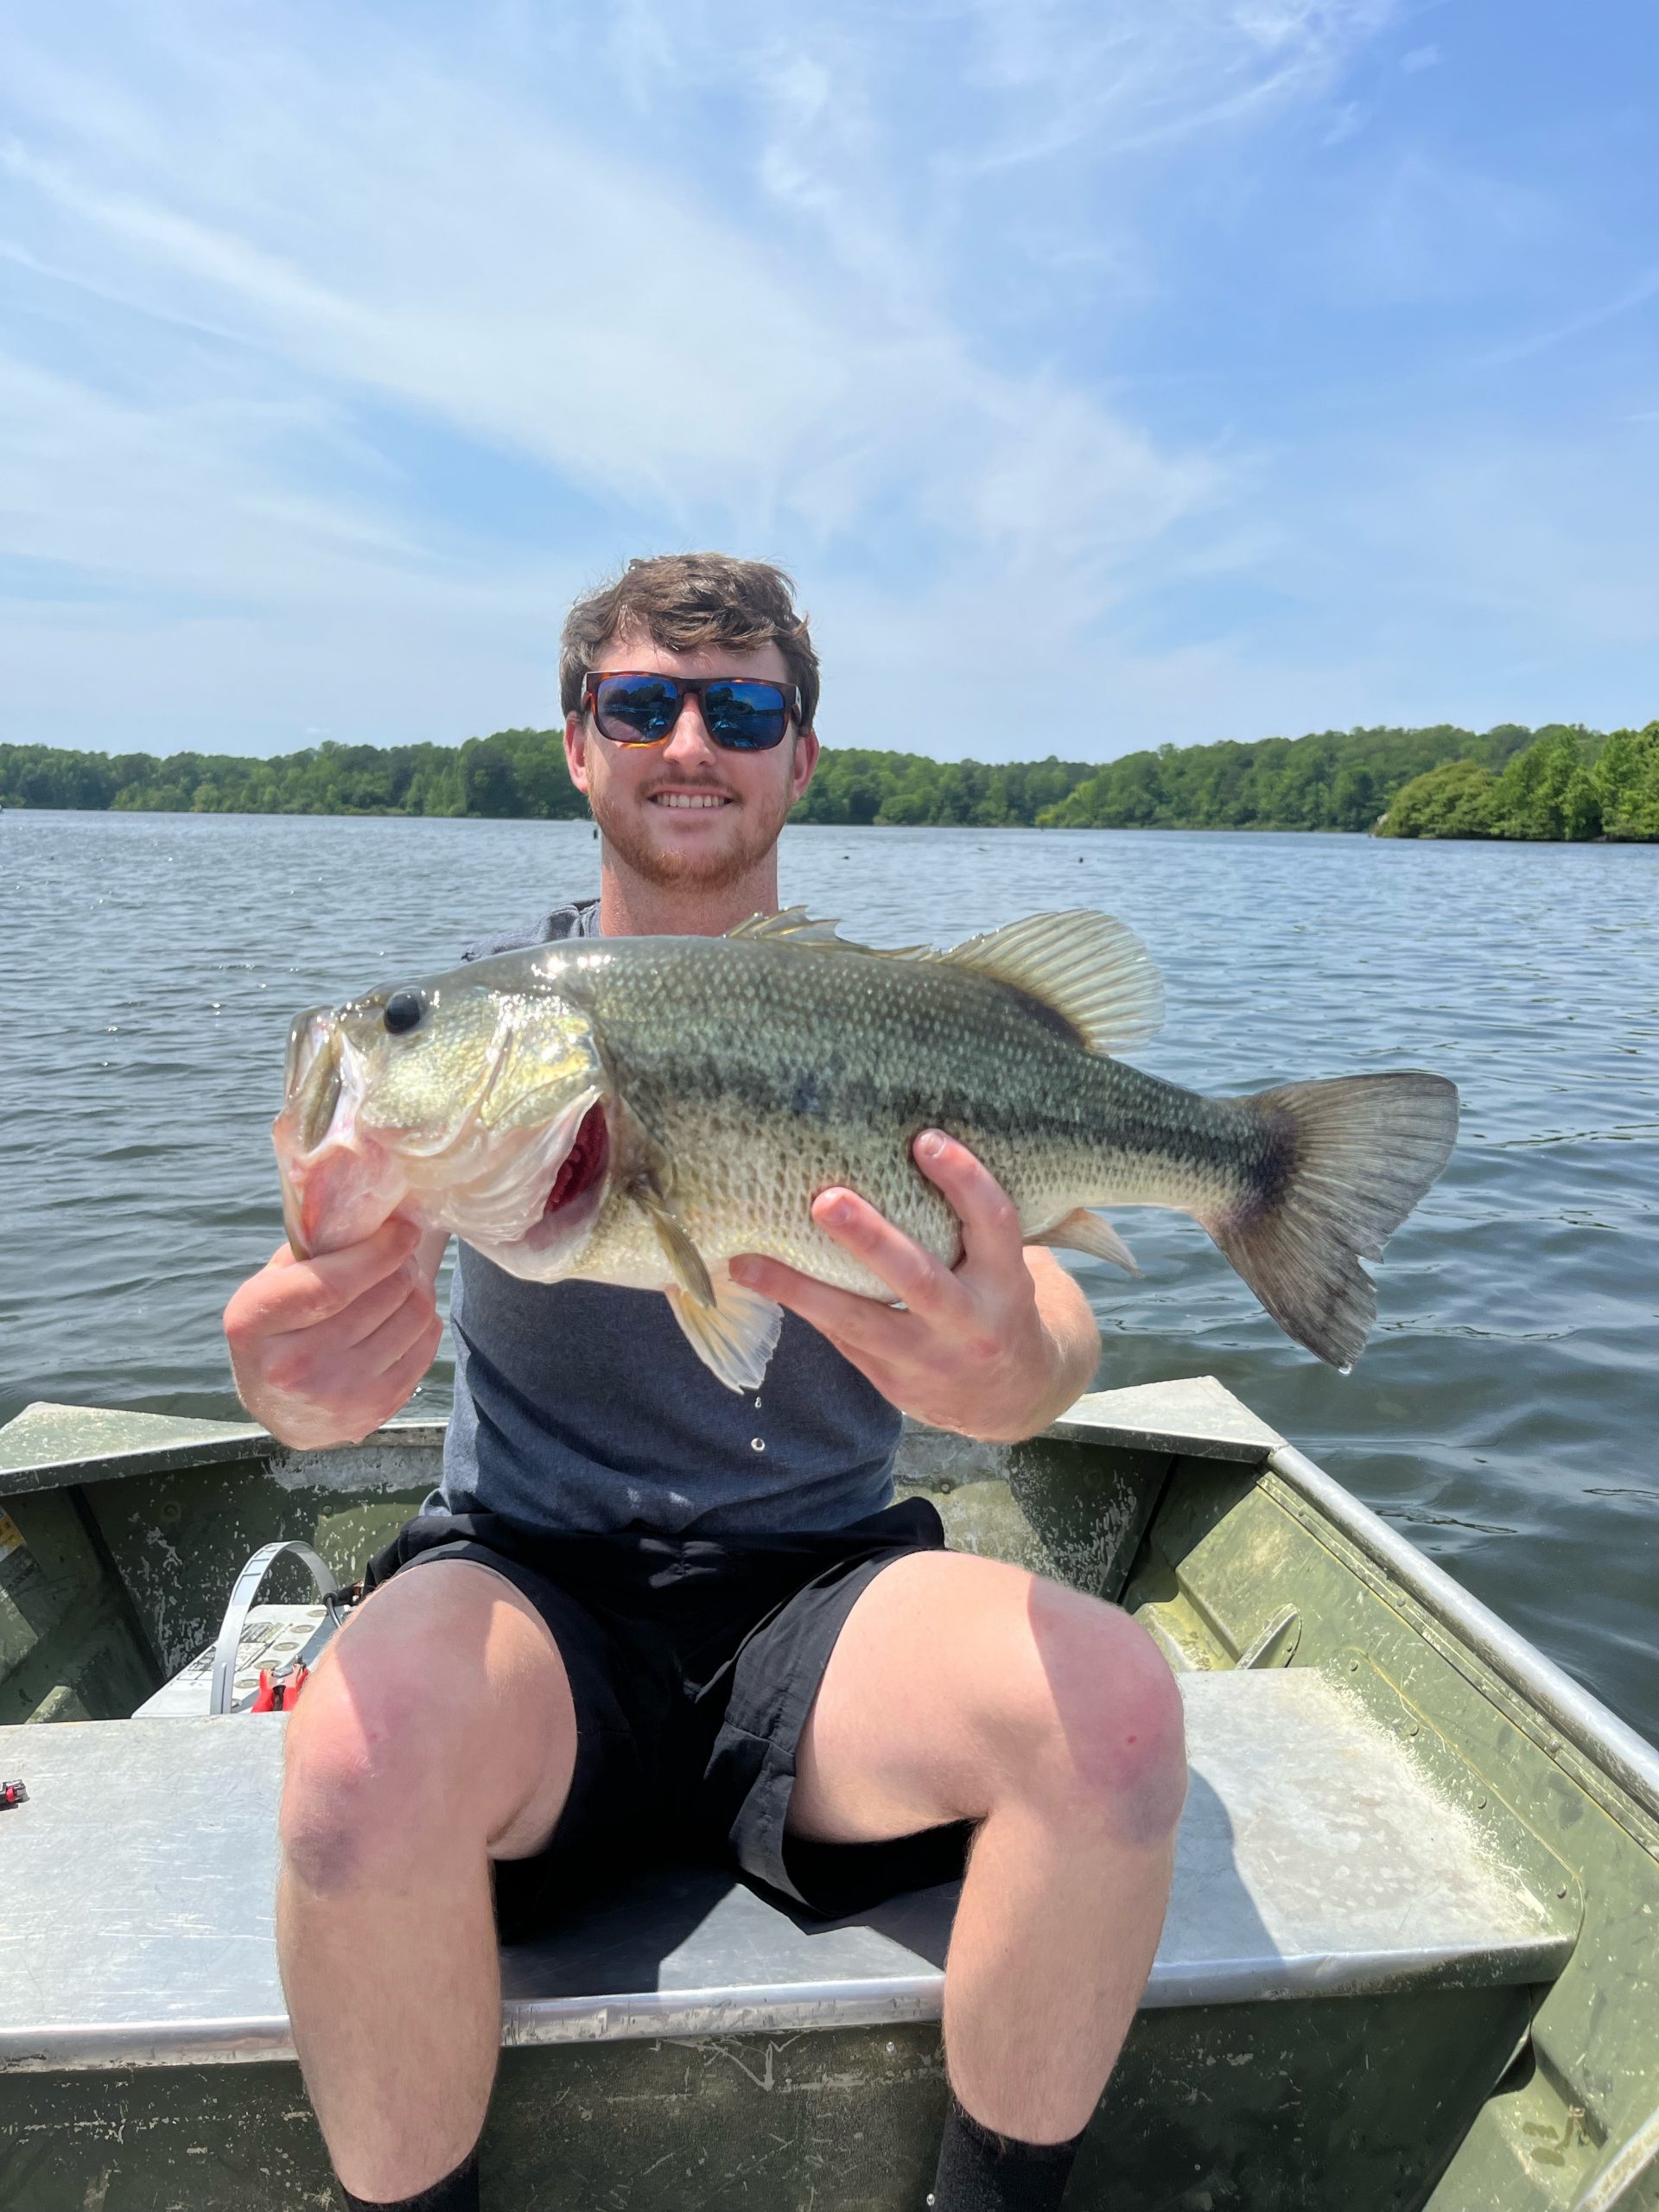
[582,671,802,753]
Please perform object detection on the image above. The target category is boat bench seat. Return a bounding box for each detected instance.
[0,1668,1574,2071]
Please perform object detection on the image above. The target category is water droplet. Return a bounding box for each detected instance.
[750,1437,766,1452]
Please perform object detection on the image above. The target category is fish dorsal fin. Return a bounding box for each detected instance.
[728,906,1161,1055]
[940,911,1162,1056]
[726,907,928,957]
[727,906,849,948]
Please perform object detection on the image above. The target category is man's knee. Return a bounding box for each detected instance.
[280,1636,462,1893]
[1014,1584,1187,1849]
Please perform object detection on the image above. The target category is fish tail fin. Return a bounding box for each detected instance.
[1205,1072,1459,1370]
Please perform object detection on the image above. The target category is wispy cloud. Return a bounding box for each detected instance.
[3,9,1236,592]
[1481,264,1659,366]
[2,0,1656,757]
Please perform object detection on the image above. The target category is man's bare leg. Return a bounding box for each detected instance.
[790,1550,1185,2146]
[277,1560,577,2203]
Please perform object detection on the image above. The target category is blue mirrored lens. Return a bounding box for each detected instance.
[702,681,788,750]
[597,677,679,740]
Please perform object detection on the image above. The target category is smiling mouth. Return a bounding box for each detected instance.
[649,791,732,810]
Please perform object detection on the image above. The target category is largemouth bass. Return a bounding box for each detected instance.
[273,908,1458,1389]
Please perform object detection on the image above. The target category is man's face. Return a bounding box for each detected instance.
[564,628,818,893]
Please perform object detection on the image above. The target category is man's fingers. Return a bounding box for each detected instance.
[809,1187,957,1314]
[356,1290,444,1381]
[912,1131,1022,1268]
[335,1261,429,1351]
[342,1315,446,1440]
[731,1253,920,1361]
[385,1314,446,1396]
[238,1217,421,1336]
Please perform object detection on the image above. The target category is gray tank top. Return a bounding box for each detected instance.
[431,900,903,1535]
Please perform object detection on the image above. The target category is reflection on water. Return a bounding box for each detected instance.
[3,813,1656,1736]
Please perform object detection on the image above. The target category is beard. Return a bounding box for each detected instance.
[588,776,797,891]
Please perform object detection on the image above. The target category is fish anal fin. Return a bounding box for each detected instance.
[1031,1209,1139,1274]
[629,1173,716,1307]
[942,912,1162,1056]
[665,1270,785,1393]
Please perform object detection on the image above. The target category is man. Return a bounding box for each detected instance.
[224,553,1186,2212]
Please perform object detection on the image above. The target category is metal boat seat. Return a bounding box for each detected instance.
[0,1668,1574,2073]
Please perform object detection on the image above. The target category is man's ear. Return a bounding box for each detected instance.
[790,725,820,804]
[564,711,591,795]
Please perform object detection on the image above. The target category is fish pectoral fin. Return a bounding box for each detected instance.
[629,1173,716,1307]
[1030,1209,1139,1274]
[941,912,1163,1056]
[664,1270,785,1394]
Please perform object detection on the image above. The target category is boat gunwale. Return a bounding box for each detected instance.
[1264,1441,1659,1836]
[1,1934,1580,2075]
[3,1381,1656,1834]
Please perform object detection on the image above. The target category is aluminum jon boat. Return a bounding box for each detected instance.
[2,1377,1656,2211]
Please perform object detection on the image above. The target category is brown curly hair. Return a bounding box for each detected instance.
[559,552,820,733]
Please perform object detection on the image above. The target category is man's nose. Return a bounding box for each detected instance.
[660,694,721,769]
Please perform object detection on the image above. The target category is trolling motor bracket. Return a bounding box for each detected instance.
[209,1540,353,1716]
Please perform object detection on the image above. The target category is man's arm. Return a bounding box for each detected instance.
[729,1129,1102,1444]
[223,1218,445,1449]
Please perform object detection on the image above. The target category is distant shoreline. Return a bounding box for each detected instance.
[13,809,1659,849]
[3,716,1655,841]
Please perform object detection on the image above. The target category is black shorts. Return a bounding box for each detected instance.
[362,1497,972,1942]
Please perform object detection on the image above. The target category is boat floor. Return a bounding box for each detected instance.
[0,1669,1575,2073]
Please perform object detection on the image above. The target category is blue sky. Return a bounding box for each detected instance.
[3,0,1657,761]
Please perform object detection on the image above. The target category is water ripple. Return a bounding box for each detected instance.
[3,813,1656,1738]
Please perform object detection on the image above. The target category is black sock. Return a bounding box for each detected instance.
[928,2096,1084,2210]
[340,2146,480,2212]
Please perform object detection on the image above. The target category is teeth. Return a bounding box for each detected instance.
[652,793,729,809]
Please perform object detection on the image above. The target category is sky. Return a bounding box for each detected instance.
[3,0,1657,762]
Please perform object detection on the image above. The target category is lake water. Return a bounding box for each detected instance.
[4,810,1656,1738]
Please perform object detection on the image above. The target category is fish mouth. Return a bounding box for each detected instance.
[275,1039,612,1267]
[274,1012,407,1259]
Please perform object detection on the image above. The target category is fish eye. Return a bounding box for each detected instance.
[383,989,424,1035]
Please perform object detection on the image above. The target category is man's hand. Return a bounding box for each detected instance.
[223,1217,445,1451]
[729,1130,1100,1444]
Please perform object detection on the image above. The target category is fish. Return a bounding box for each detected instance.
[272,908,1459,1389]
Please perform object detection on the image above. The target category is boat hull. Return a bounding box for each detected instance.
[2,1383,1656,2212]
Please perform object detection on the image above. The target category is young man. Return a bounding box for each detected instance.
[223,554,1186,2212]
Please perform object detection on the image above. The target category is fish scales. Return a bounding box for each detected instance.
[553,936,1243,1294]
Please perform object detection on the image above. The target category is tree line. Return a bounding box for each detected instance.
[0,728,587,820]
[2,718,1655,838]
[1377,723,1659,841]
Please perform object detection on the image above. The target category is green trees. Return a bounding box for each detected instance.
[0,733,579,821]
[1594,722,1659,840]
[1490,729,1602,841]
[3,717,1656,837]
[1381,722,1656,842]
[1037,723,1534,832]
[791,751,1096,827]
[1382,760,1498,839]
